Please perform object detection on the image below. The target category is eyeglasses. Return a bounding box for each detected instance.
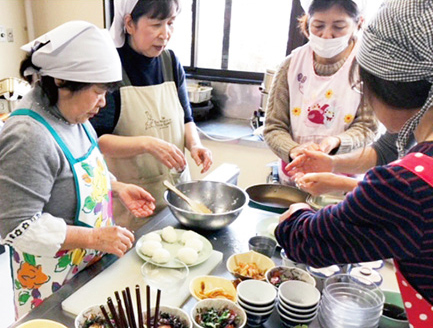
[351,80,364,95]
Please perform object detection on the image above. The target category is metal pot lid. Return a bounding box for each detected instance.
[306,193,345,210]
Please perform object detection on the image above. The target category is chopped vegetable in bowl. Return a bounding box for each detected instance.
[148,311,189,328]
[195,307,241,328]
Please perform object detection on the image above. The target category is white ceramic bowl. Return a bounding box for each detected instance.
[17,320,67,328]
[266,265,316,289]
[191,299,247,328]
[242,306,274,327]
[145,305,193,328]
[277,303,317,320]
[227,251,275,281]
[277,305,317,327]
[189,275,237,302]
[236,279,277,307]
[278,280,321,309]
[237,297,275,313]
[278,297,319,315]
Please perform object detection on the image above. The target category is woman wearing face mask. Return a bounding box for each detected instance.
[264,0,378,185]
[90,0,213,230]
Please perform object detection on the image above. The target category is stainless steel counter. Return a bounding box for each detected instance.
[10,205,285,327]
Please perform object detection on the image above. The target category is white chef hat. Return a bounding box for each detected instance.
[300,0,367,14]
[110,0,139,47]
[21,20,122,83]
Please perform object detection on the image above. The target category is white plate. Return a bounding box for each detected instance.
[256,216,280,244]
[135,229,213,268]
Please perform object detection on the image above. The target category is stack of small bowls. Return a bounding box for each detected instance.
[318,273,385,328]
[236,279,277,327]
[277,280,321,327]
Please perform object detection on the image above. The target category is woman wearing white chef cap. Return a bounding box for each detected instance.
[264,0,378,185]
[90,0,213,230]
[0,20,155,318]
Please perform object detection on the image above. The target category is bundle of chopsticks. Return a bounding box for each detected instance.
[100,284,161,328]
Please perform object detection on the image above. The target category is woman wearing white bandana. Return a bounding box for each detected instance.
[276,1,433,326]
[264,0,378,185]
[90,0,213,231]
[0,21,155,319]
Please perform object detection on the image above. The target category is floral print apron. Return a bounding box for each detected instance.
[8,109,113,319]
[391,152,433,327]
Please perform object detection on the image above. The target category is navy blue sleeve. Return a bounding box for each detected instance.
[170,50,194,124]
[89,90,120,136]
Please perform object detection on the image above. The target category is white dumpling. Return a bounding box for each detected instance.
[140,240,162,257]
[181,230,199,244]
[185,238,203,252]
[143,232,162,242]
[177,247,198,265]
[267,223,278,237]
[161,226,177,243]
[151,248,171,264]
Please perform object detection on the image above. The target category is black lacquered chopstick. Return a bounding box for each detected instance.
[136,285,144,328]
[100,304,114,328]
[122,289,134,328]
[153,289,161,328]
[126,287,137,328]
[146,285,151,328]
[107,297,122,328]
[115,291,128,328]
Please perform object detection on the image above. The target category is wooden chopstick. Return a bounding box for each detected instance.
[153,289,161,328]
[126,287,137,328]
[100,305,114,328]
[122,290,134,328]
[146,285,151,328]
[136,285,144,328]
[107,297,122,328]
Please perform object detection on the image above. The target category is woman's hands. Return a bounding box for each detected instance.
[91,226,135,257]
[286,150,334,177]
[293,172,357,195]
[112,181,156,217]
[190,145,213,173]
[145,136,187,172]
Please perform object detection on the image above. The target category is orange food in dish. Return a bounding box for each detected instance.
[233,262,266,280]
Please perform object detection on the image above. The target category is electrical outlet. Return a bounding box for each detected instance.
[0,26,6,42]
[6,28,13,42]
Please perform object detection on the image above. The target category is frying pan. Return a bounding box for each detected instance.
[245,183,309,214]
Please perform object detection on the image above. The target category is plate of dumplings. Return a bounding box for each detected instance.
[135,226,213,268]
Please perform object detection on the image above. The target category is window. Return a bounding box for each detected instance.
[169,0,299,83]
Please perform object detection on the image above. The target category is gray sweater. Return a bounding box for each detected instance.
[0,86,97,253]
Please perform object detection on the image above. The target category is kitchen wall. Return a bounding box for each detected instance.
[0,0,104,80]
[0,0,28,78]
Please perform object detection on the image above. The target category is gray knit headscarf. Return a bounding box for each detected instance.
[357,0,433,158]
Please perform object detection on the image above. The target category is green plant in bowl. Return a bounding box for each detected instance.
[379,290,409,328]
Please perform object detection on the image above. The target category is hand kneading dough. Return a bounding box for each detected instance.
[161,226,177,243]
[143,232,162,242]
[177,247,198,265]
[140,240,162,257]
[185,238,203,252]
[151,248,171,263]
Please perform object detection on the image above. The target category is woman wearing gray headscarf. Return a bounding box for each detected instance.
[275,1,433,325]
[0,21,155,318]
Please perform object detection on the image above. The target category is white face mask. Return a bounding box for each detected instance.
[308,33,352,59]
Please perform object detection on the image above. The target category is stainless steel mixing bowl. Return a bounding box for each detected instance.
[163,180,249,230]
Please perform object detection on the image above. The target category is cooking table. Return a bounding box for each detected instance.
[10,206,399,328]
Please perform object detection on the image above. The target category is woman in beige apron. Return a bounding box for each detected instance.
[0,21,155,319]
[92,0,213,231]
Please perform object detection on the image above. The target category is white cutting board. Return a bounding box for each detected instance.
[62,249,223,317]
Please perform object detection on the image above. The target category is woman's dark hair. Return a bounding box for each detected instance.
[359,66,432,110]
[131,0,180,23]
[20,54,120,106]
[298,0,361,37]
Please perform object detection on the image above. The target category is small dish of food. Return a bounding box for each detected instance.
[266,266,316,289]
[191,299,247,328]
[145,305,193,328]
[226,251,275,281]
[190,275,237,302]
[75,304,115,328]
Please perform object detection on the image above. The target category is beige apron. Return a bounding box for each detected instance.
[106,51,190,231]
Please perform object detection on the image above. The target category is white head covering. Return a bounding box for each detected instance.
[21,20,122,83]
[110,0,139,47]
[300,0,367,14]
